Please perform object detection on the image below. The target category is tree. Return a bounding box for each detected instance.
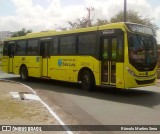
[57,8,158,36]
[94,19,109,26]
[110,10,158,36]
[56,26,67,31]
[12,28,32,37]
[67,7,95,29]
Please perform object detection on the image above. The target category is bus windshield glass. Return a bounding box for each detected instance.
[128,34,157,66]
[126,23,154,35]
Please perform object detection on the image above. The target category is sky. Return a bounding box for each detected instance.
[0,0,160,43]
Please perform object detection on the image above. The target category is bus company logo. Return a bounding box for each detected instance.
[58,59,63,67]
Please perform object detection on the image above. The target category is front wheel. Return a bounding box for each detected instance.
[20,66,28,81]
[81,70,95,91]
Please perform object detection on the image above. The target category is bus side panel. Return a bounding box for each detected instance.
[76,56,100,85]
[49,56,100,84]
[48,56,57,78]
[50,56,66,81]
[65,70,74,81]
[48,56,53,78]
[48,57,51,77]
[47,56,100,86]
[51,69,66,81]
[1,56,9,73]
[9,58,13,73]
[13,56,42,77]
[93,60,101,86]
[26,56,41,77]
[116,63,124,88]
[124,71,138,88]
[13,56,21,75]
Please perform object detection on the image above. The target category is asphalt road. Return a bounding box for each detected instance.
[2,77,160,123]
[1,71,160,133]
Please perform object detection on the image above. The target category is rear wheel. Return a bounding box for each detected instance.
[20,66,28,81]
[81,70,95,91]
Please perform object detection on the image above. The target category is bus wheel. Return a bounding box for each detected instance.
[81,70,95,91]
[20,66,28,81]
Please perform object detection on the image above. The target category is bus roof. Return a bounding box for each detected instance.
[5,22,152,41]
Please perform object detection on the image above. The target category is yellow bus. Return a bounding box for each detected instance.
[1,22,158,91]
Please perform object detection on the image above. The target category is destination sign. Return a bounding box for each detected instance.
[102,29,114,34]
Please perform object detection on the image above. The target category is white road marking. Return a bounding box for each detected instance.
[0,79,73,134]
[10,92,20,99]
[23,94,41,101]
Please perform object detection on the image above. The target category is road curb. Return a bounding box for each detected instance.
[0,79,73,134]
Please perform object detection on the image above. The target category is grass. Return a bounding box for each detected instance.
[0,97,52,123]
[0,57,2,69]
[0,99,25,119]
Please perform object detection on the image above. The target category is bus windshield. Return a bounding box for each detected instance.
[128,34,157,66]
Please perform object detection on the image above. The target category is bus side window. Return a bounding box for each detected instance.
[8,45,12,57]
[78,34,96,55]
[27,39,39,56]
[53,38,59,55]
[60,36,76,55]
[49,38,59,56]
[41,42,48,57]
[3,42,8,56]
[8,42,16,57]
[16,40,27,55]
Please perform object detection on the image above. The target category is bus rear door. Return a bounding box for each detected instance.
[40,40,51,77]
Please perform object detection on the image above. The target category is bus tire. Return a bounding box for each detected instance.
[20,66,28,81]
[81,70,95,91]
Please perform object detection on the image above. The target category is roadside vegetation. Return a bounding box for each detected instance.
[0,47,2,69]
[11,8,158,37]
[58,7,158,36]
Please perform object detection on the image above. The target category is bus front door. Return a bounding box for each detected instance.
[101,36,117,85]
[41,41,51,77]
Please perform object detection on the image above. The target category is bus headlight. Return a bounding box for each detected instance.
[126,67,135,76]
